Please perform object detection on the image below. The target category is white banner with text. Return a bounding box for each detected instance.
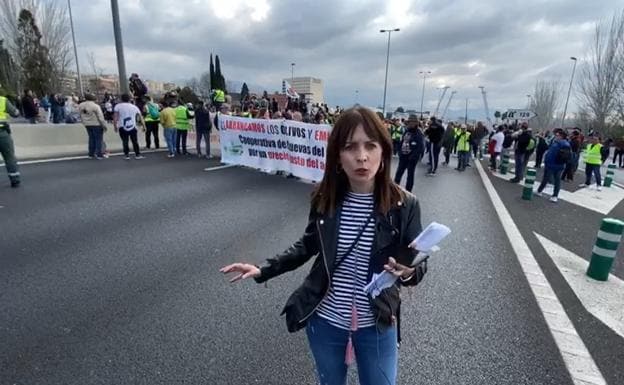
[218,115,330,182]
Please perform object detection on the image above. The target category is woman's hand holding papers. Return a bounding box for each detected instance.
[383,257,415,280]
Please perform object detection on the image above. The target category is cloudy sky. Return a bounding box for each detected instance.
[68,0,620,118]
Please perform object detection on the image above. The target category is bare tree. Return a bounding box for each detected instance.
[185,77,200,95]
[198,71,211,100]
[86,51,103,98]
[577,10,624,133]
[0,0,72,93]
[529,80,561,130]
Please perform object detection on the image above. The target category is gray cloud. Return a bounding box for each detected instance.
[68,0,621,117]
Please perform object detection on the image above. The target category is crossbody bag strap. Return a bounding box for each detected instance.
[333,213,374,271]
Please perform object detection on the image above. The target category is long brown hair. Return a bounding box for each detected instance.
[311,107,404,216]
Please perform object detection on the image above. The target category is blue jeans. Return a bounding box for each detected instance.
[537,167,563,197]
[457,151,470,170]
[196,130,210,156]
[514,152,526,179]
[85,126,104,157]
[428,142,442,173]
[585,164,602,186]
[306,314,397,385]
[164,128,177,155]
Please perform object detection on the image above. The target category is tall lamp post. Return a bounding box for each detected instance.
[478,86,492,128]
[111,0,129,94]
[380,28,400,117]
[526,94,532,109]
[441,91,456,121]
[291,62,295,81]
[67,0,83,97]
[355,90,359,105]
[561,56,578,128]
[419,70,432,118]
[434,85,449,117]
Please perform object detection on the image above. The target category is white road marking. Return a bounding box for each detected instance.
[203,165,235,172]
[0,149,168,166]
[488,167,624,215]
[535,233,624,339]
[475,160,606,385]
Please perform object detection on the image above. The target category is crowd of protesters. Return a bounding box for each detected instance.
[4,73,622,200]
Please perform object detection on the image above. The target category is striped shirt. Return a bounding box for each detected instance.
[316,192,376,330]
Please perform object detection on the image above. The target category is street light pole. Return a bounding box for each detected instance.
[561,56,578,128]
[380,28,399,117]
[465,98,469,124]
[291,62,295,82]
[441,91,456,121]
[67,0,83,97]
[479,86,492,128]
[526,94,532,109]
[434,85,449,117]
[419,71,431,118]
[355,90,359,105]
[111,0,129,94]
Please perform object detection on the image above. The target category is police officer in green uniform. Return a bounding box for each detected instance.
[0,94,21,187]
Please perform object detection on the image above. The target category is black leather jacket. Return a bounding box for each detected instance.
[255,192,427,334]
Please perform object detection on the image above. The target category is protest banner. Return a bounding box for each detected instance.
[218,115,330,182]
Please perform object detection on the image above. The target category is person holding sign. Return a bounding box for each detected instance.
[220,107,428,385]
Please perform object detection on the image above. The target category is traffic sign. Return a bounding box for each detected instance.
[506,109,537,120]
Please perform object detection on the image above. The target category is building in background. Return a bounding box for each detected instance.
[145,80,165,96]
[163,82,177,92]
[283,77,324,104]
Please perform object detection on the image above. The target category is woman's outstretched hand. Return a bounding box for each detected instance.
[220,263,261,283]
[383,257,415,280]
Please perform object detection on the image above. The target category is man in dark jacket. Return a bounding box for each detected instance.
[562,130,582,181]
[536,129,571,203]
[425,117,445,175]
[21,90,38,123]
[510,122,533,183]
[195,101,212,158]
[534,131,549,168]
[394,120,425,192]
[441,123,456,166]
[472,121,488,159]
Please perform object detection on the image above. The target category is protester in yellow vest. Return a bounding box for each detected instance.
[455,124,472,171]
[0,95,21,187]
[143,96,161,150]
[175,103,193,155]
[160,101,177,158]
[390,123,403,156]
[213,89,225,109]
[580,134,603,190]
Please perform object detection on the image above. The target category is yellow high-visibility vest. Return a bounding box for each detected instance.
[457,131,471,152]
[0,96,7,121]
[214,90,225,103]
[584,143,603,165]
[175,106,190,130]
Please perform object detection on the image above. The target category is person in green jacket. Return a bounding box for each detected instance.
[175,102,194,155]
[0,94,21,187]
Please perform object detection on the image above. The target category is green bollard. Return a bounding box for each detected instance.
[587,218,624,281]
[500,153,510,175]
[604,164,616,187]
[522,168,536,200]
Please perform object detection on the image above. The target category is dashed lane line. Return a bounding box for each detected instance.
[203,164,236,172]
[475,160,606,385]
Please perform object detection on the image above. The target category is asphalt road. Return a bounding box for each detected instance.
[481,158,624,385]
[0,154,577,384]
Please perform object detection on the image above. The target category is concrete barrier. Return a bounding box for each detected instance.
[9,122,221,160]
